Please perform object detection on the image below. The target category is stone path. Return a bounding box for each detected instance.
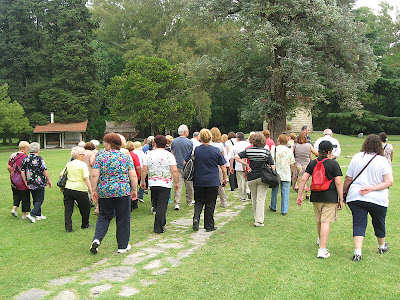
[15,191,247,299]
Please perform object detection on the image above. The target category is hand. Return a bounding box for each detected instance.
[91,191,98,202]
[131,190,137,200]
[247,166,252,172]
[140,182,146,189]
[229,167,234,174]
[338,199,343,210]
[174,182,179,191]
[296,196,303,207]
[221,178,228,187]
[359,187,372,195]
[47,181,52,188]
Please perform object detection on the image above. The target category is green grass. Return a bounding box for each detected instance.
[1,134,399,299]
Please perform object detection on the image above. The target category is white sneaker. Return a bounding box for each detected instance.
[26,214,36,223]
[36,215,47,220]
[317,249,330,259]
[11,209,18,217]
[174,205,180,211]
[117,244,131,254]
[254,222,265,227]
[21,216,27,219]
[90,239,100,254]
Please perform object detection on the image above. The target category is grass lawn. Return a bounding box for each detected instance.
[1,133,399,299]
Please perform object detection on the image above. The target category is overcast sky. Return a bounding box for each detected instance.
[354,0,399,16]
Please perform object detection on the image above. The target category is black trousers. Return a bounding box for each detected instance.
[93,196,131,249]
[193,186,219,230]
[12,186,31,212]
[151,186,170,233]
[63,188,91,231]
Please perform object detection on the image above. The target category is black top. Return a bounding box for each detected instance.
[305,157,342,203]
[238,147,273,181]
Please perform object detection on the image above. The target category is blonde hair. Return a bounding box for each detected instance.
[262,129,270,139]
[210,127,222,142]
[166,135,173,145]
[133,141,142,150]
[117,134,127,148]
[71,146,85,160]
[277,134,288,145]
[200,128,212,143]
[126,141,135,151]
[221,134,228,143]
[18,141,29,150]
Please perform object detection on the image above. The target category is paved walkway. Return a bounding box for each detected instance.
[15,190,247,299]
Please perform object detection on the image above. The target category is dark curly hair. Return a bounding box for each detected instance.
[361,134,383,155]
[154,135,167,148]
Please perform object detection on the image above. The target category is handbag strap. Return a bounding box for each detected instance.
[349,153,378,185]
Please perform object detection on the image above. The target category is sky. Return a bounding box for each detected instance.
[354,0,399,17]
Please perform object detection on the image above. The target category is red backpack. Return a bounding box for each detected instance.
[311,158,332,192]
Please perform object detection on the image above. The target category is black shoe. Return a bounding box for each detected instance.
[206,227,217,232]
[82,224,94,229]
[193,219,199,231]
[352,254,362,261]
[66,229,74,233]
[269,206,276,212]
[281,213,287,216]
[378,242,389,254]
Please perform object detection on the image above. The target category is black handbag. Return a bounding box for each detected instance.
[57,165,68,188]
[260,162,280,188]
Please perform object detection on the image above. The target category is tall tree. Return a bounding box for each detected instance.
[0,0,101,125]
[106,56,194,134]
[188,0,378,138]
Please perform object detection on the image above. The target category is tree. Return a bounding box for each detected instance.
[0,84,31,143]
[313,2,400,133]
[106,56,194,134]
[0,0,101,126]
[187,0,378,138]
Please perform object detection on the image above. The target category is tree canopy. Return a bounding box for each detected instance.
[106,56,194,134]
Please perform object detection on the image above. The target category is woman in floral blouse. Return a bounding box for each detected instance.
[90,133,138,254]
[270,134,295,215]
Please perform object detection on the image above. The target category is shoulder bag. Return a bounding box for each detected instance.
[260,149,280,188]
[183,149,195,181]
[11,154,28,190]
[57,164,69,188]
[343,153,378,202]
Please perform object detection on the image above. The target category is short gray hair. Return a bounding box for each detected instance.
[78,141,86,147]
[178,124,188,135]
[71,146,85,159]
[29,142,40,153]
[146,135,155,143]
[323,128,333,136]
[236,132,245,141]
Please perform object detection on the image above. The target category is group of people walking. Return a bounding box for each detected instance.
[8,126,394,262]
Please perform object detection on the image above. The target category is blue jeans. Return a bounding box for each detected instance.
[30,187,45,217]
[138,186,145,200]
[270,181,290,214]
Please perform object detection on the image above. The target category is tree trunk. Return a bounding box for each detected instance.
[269,45,287,141]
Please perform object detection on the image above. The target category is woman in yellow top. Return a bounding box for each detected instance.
[61,147,93,232]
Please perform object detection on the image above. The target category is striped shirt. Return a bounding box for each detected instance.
[238,147,273,181]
